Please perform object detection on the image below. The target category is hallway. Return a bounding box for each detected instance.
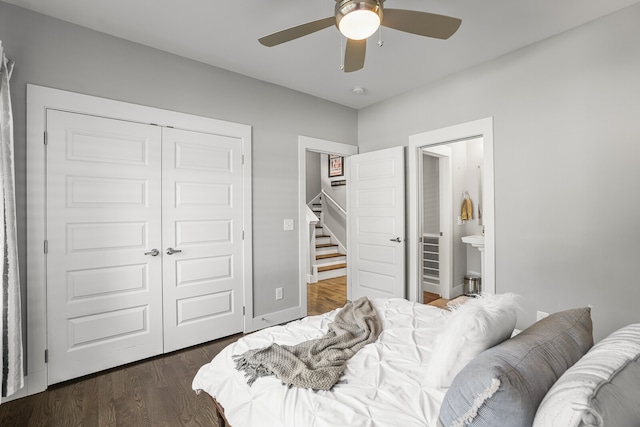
[307,276,346,316]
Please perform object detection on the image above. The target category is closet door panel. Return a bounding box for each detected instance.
[161,128,244,352]
[46,110,164,385]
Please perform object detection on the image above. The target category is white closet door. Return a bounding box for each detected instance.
[46,110,163,385]
[161,128,244,352]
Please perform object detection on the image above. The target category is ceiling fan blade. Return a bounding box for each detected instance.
[344,39,366,73]
[382,9,461,39]
[259,16,335,47]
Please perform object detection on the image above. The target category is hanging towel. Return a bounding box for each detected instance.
[461,196,473,221]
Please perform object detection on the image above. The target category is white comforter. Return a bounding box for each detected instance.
[192,298,450,427]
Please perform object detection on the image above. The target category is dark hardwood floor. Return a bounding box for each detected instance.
[1,280,446,426]
[0,334,241,427]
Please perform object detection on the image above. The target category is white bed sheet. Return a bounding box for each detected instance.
[192,298,450,427]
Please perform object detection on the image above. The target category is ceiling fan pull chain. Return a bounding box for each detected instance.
[378,27,384,47]
[339,34,345,70]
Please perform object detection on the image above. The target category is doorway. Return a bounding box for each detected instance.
[298,136,357,317]
[408,118,495,302]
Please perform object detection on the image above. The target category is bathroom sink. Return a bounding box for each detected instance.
[461,235,485,248]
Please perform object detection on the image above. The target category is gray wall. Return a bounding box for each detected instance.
[358,4,640,340]
[321,154,347,208]
[320,154,347,247]
[305,151,321,204]
[0,2,358,324]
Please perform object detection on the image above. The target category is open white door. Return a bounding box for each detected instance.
[348,146,405,300]
[421,146,453,299]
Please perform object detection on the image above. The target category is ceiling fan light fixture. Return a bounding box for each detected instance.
[336,0,383,40]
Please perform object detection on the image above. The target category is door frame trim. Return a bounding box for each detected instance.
[26,84,253,396]
[298,136,357,318]
[408,117,495,302]
[421,146,453,298]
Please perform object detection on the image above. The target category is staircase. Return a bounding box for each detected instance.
[311,199,347,281]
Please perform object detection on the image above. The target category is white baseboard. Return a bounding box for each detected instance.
[0,382,28,403]
[247,306,303,332]
[451,284,465,298]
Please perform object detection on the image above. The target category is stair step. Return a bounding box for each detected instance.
[316,253,345,260]
[316,237,331,246]
[316,243,338,249]
[318,262,347,272]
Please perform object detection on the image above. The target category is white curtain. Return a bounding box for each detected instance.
[0,40,24,399]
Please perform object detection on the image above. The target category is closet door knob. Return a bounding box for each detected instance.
[166,247,182,255]
[389,237,402,243]
[144,249,160,256]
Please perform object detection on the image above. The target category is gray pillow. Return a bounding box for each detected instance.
[438,307,593,427]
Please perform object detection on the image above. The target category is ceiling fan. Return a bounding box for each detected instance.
[258,0,462,72]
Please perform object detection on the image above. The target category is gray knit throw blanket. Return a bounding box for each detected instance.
[233,297,382,391]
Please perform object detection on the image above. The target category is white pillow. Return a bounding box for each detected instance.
[533,323,640,427]
[425,293,518,388]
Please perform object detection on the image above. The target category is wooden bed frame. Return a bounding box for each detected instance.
[210,396,231,427]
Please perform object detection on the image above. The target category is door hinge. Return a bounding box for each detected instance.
[44,131,48,145]
[44,240,48,254]
[44,349,48,363]
[242,155,245,165]
[242,230,245,240]
[243,306,245,315]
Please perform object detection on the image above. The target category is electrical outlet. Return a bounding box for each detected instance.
[275,287,283,300]
[536,311,549,321]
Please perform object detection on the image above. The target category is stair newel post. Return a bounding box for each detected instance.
[306,202,320,283]
[310,224,318,282]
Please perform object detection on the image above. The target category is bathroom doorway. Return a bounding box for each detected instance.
[420,138,484,299]
[408,118,495,301]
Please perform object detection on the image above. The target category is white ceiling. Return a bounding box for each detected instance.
[5,0,639,109]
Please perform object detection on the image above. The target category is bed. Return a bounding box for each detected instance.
[192,296,640,427]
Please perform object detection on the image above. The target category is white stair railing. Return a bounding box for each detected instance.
[320,190,347,254]
[305,204,319,282]
[307,190,348,283]
[321,189,346,216]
